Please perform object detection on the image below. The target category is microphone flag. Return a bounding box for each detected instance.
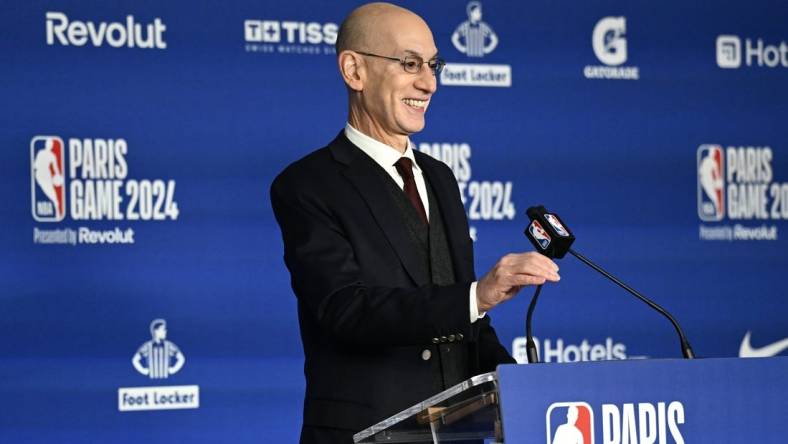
[524,205,575,258]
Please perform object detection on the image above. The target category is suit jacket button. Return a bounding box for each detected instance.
[421,349,432,361]
[440,336,448,343]
[448,334,456,342]
[457,333,464,341]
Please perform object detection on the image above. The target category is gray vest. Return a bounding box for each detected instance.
[377,166,470,390]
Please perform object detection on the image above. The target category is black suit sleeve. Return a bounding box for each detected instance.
[271,173,473,347]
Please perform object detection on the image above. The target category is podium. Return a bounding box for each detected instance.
[354,357,787,443]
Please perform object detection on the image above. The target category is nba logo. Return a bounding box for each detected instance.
[31,136,66,222]
[545,214,569,237]
[529,220,551,250]
[546,402,594,444]
[697,144,725,221]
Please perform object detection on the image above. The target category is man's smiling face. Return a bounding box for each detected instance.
[355,12,438,145]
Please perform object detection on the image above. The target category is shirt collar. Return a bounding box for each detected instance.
[344,123,420,172]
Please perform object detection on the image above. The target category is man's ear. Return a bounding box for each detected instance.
[338,50,365,92]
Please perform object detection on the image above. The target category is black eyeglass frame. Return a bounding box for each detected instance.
[354,51,446,75]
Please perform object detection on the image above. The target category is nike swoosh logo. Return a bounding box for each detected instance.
[739,331,788,358]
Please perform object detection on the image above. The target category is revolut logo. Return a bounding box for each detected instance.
[547,401,686,444]
[45,12,166,49]
[441,1,511,88]
[30,135,180,246]
[697,144,787,241]
[584,16,640,80]
[119,319,199,412]
[716,35,788,69]
[244,19,337,55]
[512,336,629,364]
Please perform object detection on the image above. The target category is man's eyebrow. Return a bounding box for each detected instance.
[403,49,440,59]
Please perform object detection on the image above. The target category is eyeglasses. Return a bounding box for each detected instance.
[355,51,446,75]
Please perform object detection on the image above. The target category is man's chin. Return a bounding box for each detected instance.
[401,119,426,135]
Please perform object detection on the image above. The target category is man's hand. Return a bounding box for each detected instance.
[476,252,560,313]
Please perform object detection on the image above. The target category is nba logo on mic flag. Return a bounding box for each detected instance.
[528,220,552,250]
[697,144,725,221]
[545,213,570,237]
[31,136,66,222]
[546,402,594,444]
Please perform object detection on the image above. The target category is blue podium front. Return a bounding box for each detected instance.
[497,357,787,444]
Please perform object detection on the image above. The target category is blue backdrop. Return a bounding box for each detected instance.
[1,0,787,442]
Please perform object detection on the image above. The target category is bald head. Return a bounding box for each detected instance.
[336,2,430,54]
[336,2,438,151]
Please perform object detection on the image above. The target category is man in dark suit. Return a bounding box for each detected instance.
[270,3,560,442]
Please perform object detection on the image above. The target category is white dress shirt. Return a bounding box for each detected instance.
[344,123,483,323]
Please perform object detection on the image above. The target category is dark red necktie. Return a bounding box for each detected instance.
[394,157,428,225]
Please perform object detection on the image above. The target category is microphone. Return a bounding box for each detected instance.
[522,205,695,362]
[520,205,576,363]
[524,205,575,258]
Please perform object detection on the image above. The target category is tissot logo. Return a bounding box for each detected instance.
[243,19,337,55]
[245,21,280,43]
[45,12,166,49]
[244,20,337,45]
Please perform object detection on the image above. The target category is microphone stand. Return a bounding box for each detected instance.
[524,284,543,363]
[568,248,695,359]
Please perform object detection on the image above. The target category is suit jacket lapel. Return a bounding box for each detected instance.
[417,152,476,282]
[329,133,430,287]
